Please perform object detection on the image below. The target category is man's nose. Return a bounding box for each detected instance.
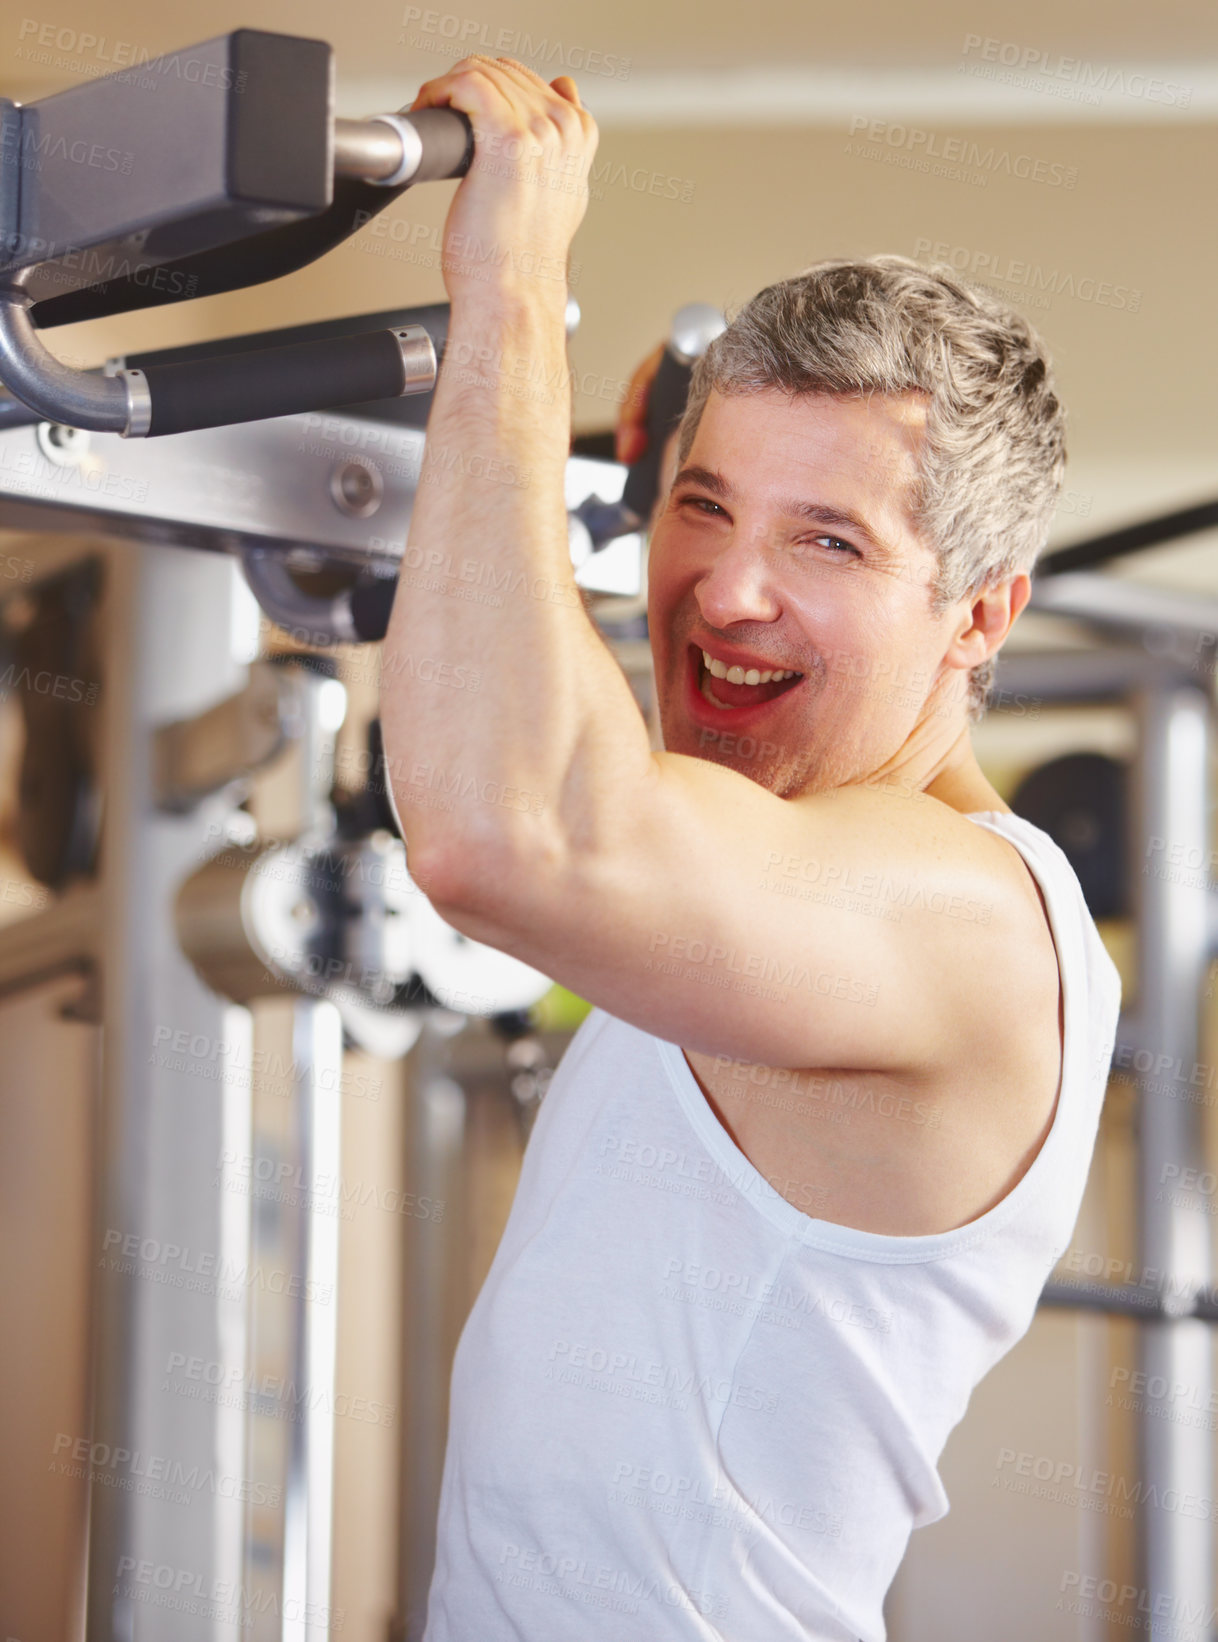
[694,536,782,627]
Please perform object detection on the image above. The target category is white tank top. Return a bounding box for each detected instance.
[421,811,1122,1641]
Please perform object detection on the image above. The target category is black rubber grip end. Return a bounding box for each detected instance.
[409,107,476,184]
[144,329,408,436]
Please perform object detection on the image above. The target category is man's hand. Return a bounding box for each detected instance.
[409,55,598,310]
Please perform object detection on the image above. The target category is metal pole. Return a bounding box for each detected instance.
[1131,677,1213,1631]
[279,1000,342,1642]
[244,662,347,1641]
[87,542,256,1642]
[396,1017,468,1642]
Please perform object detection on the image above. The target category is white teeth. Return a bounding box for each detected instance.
[701,649,798,686]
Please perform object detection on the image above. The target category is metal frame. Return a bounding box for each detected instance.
[0,543,351,1640]
[0,412,634,589]
[998,623,1216,1636]
[0,407,634,1640]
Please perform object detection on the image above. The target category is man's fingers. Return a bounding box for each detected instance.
[476,55,587,130]
[411,56,591,146]
[550,75,583,106]
[409,56,522,119]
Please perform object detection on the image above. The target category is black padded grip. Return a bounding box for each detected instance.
[620,347,693,524]
[407,107,476,184]
[142,329,416,437]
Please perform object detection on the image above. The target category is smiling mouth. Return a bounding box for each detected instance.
[690,645,805,711]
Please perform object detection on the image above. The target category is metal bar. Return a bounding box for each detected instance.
[0,416,626,577]
[1040,1281,1218,1323]
[1040,498,1218,577]
[990,646,1190,704]
[0,387,42,431]
[242,667,346,1639]
[1132,680,1213,1633]
[0,884,101,998]
[1029,571,1218,648]
[397,1019,468,1642]
[281,1000,342,1642]
[87,543,255,1642]
[0,414,425,567]
[333,119,405,182]
[0,296,135,433]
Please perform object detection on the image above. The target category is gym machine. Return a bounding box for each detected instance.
[0,28,725,1642]
[1005,520,1218,1638]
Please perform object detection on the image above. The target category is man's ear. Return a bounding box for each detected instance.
[950,572,1032,669]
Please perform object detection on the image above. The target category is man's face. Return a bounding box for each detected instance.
[646,386,966,799]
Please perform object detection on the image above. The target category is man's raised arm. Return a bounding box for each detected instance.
[378,54,654,904]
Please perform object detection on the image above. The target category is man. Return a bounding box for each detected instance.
[379,54,1122,1642]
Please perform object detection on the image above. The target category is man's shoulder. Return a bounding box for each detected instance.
[793,780,1055,1008]
[792,778,1025,894]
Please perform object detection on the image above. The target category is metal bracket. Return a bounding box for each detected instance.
[153,659,301,811]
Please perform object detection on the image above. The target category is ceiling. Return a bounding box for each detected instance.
[7,0,1218,122]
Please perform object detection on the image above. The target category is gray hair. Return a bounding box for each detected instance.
[672,255,1067,722]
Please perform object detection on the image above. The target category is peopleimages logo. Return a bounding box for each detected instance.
[960,34,1192,109]
[1058,1570,1218,1632]
[399,7,632,79]
[846,117,1078,189]
[997,1447,1216,1520]
[50,1433,280,1507]
[913,239,1141,313]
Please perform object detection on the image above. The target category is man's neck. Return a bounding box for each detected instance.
[865,716,1009,817]
[923,758,1010,816]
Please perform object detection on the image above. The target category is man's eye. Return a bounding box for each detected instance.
[678,500,859,558]
[810,535,860,557]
